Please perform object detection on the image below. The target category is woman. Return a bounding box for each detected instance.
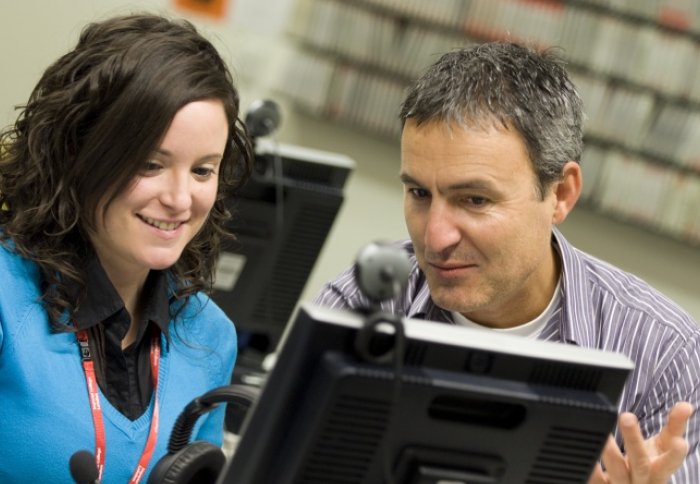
[0,13,253,483]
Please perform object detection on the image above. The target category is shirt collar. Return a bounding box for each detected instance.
[72,254,171,339]
[409,290,453,324]
[551,227,598,348]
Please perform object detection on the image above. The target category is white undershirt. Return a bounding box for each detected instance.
[451,275,562,339]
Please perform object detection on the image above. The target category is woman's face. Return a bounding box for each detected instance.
[89,99,229,284]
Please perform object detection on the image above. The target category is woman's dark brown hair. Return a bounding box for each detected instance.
[0,14,253,330]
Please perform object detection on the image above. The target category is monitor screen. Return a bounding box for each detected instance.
[210,139,355,356]
[219,302,633,484]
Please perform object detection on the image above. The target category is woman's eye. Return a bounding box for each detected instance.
[141,161,162,173]
[193,166,215,177]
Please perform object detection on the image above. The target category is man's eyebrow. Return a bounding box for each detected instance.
[446,180,494,191]
[399,173,420,185]
[400,173,494,191]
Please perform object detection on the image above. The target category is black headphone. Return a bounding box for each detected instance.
[148,384,260,484]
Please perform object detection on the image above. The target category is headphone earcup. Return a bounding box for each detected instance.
[148,441,225,484]
[148,385,259,483]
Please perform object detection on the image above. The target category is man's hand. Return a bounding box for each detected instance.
[588,402,693,483]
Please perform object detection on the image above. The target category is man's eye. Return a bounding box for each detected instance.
[409,188,429,199]
[467,196,489,207]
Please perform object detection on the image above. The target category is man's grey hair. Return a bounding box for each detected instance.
[400,42,584,199]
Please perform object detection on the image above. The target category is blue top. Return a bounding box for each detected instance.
[0,242,237,483]
[315,228,700,483]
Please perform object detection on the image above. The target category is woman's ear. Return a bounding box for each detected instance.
[551,161,582,225]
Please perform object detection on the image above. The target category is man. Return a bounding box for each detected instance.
[314,42,699,483]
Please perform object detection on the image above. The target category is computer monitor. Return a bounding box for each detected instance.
[219,302,633,484]
[210,139,355,356]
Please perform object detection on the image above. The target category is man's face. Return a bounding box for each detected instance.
[400,119,561,328]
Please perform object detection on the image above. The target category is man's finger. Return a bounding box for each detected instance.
[618,412,651,480]
[657,402,693,450]
[651,436,690,482]
[600,434,630,483]
[588,462,608,484]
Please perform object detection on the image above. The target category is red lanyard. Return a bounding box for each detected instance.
[76,329,161,484]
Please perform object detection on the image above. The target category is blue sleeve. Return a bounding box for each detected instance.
[193,404,228,447]
[191,298,237,446]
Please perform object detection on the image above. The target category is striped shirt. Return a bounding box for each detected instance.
[314,228,700,482]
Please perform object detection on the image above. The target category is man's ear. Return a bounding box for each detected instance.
[551,161,582,225]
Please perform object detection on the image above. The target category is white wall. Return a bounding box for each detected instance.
[2,0,698,321]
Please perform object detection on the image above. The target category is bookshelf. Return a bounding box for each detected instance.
[274,0,700,247]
